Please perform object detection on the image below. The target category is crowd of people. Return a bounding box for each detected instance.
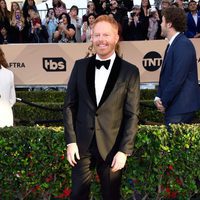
[0,0,199,44]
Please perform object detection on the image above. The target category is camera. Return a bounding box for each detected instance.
[32,18,40,26]
[15,13,20,20]
[130,12,136,17]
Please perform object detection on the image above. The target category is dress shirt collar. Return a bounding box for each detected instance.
[169,32,180,46]
[96,52,116,67]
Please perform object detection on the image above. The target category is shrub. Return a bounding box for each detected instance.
[0,125,200,199]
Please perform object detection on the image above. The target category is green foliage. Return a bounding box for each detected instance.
[14,89,161,126]
[15,90,200,126]
[14,102,63,126]
[16,91,66,103]
[140,89,157,100]
[0,125,200,199]
[16,89,156,103]
[0,126,71,199]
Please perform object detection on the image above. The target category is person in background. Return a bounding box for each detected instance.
[0,0,10,31]
[92,0,108,15]
[43,8,58,42]
[28,9,49,43]
[82,1,97,23]
[53,12,76,43]
[0,25,12,44]
[139,0,151,40]
[154,7,200,125]
[198,0,200,11]
[22,0,38,42]
[109,0,124,24]
[69,5,82,42]
[185,0,200,38]
[22,0,37,20]
[123,5,147,40]
[160,0,171,10]
[10,2,25,43]
[174,0,185,10]
[81,13,96,42]
[10,1,21,17]
[63,15,140,200]
[0,47,16,128]
[52,0,67,18]
[157,0,171,39]
[147,7,161,40]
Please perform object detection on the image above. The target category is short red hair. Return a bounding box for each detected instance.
[93,15,119,34]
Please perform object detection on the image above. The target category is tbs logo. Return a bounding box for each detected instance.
[43,57,66,72]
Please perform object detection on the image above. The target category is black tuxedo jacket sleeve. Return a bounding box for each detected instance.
[63,54,140,160]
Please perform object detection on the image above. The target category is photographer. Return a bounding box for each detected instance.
[28,9,49,43]
[123,5,148,40]
[92,0,133,15]
[53,12,76,43]
[110,0,123,22]
[43,8,58,42]
[10,8,25,43]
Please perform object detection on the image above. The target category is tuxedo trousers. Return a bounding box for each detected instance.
[70,137,122,200]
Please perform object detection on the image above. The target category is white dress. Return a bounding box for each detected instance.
[0,66,16,128]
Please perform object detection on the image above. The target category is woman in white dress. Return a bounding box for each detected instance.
[0,48,16,127]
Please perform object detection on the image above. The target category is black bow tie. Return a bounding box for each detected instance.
[95,59,111,70]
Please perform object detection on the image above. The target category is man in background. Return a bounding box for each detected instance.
[185,0,200,38]
[154,7,200,125]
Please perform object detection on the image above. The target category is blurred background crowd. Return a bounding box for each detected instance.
[0,0,199,44]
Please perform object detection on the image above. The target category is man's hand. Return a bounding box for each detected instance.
[154,98,165,113]
[111,151,127,172]
[67,143,80,167]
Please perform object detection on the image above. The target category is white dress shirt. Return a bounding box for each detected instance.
[95,52,116,105]
[0,66,16,127]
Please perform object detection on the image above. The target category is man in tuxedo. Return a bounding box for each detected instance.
[154,7,200,125]
[63,15,140,200]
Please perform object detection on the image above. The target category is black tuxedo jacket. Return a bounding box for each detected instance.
[63,54,140,161]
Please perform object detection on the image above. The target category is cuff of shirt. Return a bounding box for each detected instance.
[67,143,76,147]
[154,96,161,102]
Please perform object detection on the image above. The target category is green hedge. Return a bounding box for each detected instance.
[16,89,157,102]
[14,90,199,126]
[16,91,66,103]
[14,90,160,126]
[14,100,161,126]
[0,125,200,199]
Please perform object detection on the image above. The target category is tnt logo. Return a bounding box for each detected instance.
[43,57,66,72]
[142,51,162,71]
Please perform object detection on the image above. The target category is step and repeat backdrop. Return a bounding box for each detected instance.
[1,39,200,85]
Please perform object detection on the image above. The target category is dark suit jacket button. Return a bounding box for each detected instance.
[95,114,98,116]
[90,127,94,131]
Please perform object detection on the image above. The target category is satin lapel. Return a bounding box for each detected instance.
[86,55,97,107]
[98,55,122,108]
